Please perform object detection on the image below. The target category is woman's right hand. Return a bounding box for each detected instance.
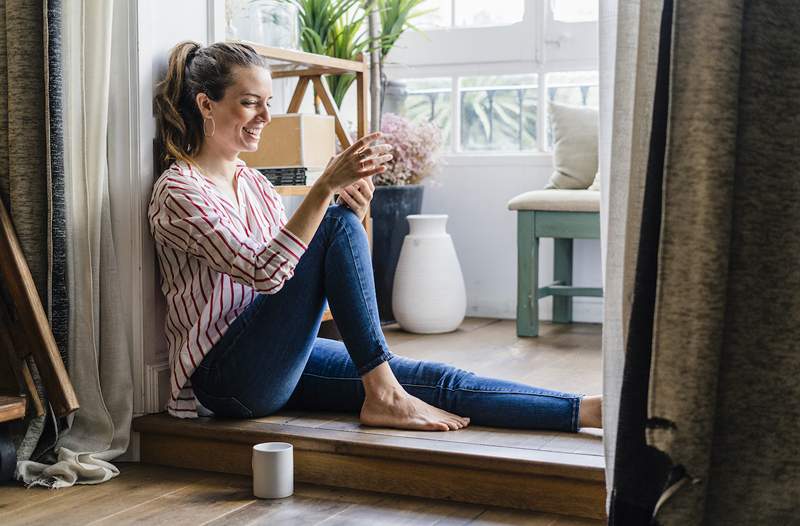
[315,132,393,194]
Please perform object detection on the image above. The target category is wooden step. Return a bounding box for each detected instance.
[133,412,606,520]
[0,394,25,423]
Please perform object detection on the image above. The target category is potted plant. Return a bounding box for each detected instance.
[290,0,428,116]
[371,113,442,322]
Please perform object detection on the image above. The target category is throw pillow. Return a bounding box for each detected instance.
[588,171,600,191]
[545,101,599,189]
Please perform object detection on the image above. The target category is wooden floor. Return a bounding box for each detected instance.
[254,319,603,461]
[0,462,602,525]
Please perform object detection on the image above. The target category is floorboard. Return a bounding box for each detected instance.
[1,463,603,525]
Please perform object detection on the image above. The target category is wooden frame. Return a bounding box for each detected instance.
[0,197,78,428]
[245,44,371,323]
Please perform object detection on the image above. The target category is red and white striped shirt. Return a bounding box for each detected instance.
[148,159,307,418]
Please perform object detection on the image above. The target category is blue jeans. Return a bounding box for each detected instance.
[190,205,582,432]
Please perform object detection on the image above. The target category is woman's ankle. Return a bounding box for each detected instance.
[361,361,404,399]
[578,395,603,428]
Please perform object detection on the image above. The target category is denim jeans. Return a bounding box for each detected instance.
[190,205,582,432]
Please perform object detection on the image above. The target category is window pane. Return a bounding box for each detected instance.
[459,74,537,152]
[455,0,524,27]
[415,0,452,28]
[394,78,452,148]
[545,71,599,147]
[550,0,598,23]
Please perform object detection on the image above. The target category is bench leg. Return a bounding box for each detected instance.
[553,238,573,324]
[517,212,539,337]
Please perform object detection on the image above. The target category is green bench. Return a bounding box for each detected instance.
[507,190,603,337]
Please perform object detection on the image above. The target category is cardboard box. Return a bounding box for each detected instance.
[239,113,335,170]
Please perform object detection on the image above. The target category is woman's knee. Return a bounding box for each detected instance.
[325,204,362,229]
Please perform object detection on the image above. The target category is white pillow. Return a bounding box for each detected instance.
[545,102,599,190]
[588,171,600,191]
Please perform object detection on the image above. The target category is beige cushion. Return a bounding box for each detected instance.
[545,102,599,189]
[507,189,600,212]
[588,171,601,191]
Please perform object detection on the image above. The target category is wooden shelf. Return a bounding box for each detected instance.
[273,185,313,197]
[245,43,368,78]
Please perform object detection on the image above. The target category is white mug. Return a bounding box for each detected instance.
[252,442,294,499]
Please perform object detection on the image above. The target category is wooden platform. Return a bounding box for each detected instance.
[133,319,605,520]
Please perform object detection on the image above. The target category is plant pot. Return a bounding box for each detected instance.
[370,184,424,323]
[392,215,466,334]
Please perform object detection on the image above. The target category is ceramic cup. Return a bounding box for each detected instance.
[252,442,294,499]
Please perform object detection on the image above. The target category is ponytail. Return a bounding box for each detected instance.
[154,41,269,174]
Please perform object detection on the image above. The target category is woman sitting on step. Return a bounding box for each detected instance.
[148,41,603,432]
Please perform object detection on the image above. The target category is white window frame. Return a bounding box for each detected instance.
[384,0,598,160]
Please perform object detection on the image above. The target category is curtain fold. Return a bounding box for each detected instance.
[16,0,132,488]
[599,0,664,508]
[609,2,675,521]
[608,0,800,523]
[645,1,800,523]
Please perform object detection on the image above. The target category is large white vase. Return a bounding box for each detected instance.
[392,215,466,333]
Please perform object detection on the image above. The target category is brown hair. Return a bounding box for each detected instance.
[154,41,268,173]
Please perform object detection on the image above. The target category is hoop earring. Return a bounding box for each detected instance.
[203,117,216,138]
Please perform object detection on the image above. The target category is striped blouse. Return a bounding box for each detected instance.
[147,159,307,418]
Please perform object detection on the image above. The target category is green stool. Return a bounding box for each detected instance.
[507,189,603,337]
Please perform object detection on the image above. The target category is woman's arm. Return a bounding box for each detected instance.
[283,132,392,245]
[149,175,307,294]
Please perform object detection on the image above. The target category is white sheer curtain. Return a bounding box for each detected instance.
[599,0,663,506]
[16,0,132,488]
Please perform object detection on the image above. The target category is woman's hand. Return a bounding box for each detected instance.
[336,177,375,221]
[315,132,393,195]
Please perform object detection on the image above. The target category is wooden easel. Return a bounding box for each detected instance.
[0,197,79,481]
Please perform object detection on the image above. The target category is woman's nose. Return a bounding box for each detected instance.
[259,103,271,124]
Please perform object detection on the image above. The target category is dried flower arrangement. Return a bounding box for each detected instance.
[374,113,443,186]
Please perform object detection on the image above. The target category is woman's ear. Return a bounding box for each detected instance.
[195,92,213,119]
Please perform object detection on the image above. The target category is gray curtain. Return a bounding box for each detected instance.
[599,0,664,508]
[611,1,800,523]
[0,0,69,464]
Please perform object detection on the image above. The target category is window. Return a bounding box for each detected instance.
[460,75,537,152]
[386,0,598,156]
[416,0,525,28]
[550,0,598,23]
[402,78,452,146]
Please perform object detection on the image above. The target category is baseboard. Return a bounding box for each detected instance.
[145,362,171,414]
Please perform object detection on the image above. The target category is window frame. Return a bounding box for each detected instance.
[384,0,598,159]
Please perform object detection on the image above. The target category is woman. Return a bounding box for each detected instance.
[148,41,602,432]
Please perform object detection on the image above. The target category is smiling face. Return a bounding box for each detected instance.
[196,65,273,157]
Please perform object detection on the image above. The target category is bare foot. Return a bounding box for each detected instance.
[360,388,470,432]
[578,395,603,429]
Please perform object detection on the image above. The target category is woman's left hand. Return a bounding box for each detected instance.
[337,176,375,221]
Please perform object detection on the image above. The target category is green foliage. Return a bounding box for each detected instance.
[286,0,428,108]
[376,0,431,58]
